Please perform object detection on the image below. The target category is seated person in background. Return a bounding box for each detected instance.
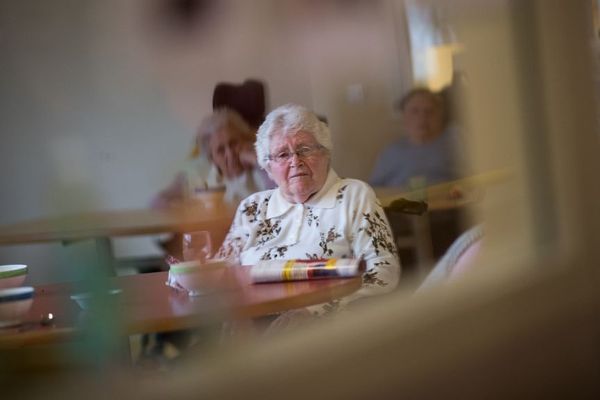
[151,108,274,208]
[144,109,275,360]
[216,103,400,322]
[369,88,464,190]
[371,88,470,275]
[151,108,274,261]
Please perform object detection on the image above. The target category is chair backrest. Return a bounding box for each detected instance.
[418,224,484,291]
[212,79,267,129]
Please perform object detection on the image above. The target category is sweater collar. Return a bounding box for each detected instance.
[266,169,341,219]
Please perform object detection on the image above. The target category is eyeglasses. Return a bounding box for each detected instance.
[268,145,324,164]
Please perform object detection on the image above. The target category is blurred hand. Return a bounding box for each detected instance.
[236,140,258,170]
[214,148,244,179]
[213,140,257,179]
[209,125,258,178]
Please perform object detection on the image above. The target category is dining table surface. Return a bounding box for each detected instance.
[0,265,362,348]
[374,169,512,210]
[0,200,238,246]
[373,170,511,273]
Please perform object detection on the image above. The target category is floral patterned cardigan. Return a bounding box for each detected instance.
[216,169,400,315]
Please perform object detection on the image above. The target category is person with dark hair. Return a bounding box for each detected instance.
[369,88,464,189]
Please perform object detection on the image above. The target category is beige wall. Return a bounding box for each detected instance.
[122,0,413,180]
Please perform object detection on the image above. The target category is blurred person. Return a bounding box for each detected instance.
[151,108,275,262]
[152,108,274,209]
[370,88,470,278]
[369,88,465,190]
[216,103,400,326]
[144,109,275,364]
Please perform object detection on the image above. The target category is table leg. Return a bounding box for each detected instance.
[411,214,435,277]
[93,237,116,276]
[60,237,116,278]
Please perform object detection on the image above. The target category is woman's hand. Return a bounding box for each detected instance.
[213,139,257,179]
[236,140,258,170]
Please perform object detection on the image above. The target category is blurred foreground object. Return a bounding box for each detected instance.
[0,266,360,348]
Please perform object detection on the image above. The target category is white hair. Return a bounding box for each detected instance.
[196,108,253,160]
[255,104,332,169]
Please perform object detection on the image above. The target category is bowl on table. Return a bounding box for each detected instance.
[0,286,34,328]
[169,259,229,295]
[0,264,28,289]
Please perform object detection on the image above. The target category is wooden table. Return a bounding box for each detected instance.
[374,169,512,209]
[0,201,237,274]
[0,267,362,347]
[373,172,501,276]
[0,201,236,246]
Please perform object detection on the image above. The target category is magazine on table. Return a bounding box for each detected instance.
[250,258,365,283]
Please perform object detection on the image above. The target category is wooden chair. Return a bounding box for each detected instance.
[384,198,434,278]
[418,224,484,291]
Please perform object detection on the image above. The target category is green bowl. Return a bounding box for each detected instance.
[0,265,28,289]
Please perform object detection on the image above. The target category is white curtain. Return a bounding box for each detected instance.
[404,0,457,90]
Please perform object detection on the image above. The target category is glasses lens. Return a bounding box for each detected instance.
[270,145,321,163]
[275,151,290,163]
[296,146,313,157]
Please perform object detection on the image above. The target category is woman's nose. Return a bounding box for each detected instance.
[289,152,304,166]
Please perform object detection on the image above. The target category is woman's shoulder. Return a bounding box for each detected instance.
[240,187,275,203]
[232,189,277,224]
[236,188,276,211]
[337,177,377,199]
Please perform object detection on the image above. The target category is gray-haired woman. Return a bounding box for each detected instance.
[216,104,400,321]
[152,108,273,208]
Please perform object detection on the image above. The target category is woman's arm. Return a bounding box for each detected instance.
[349,186,400,297]
[214,204,249,262]
[305,183,400,317]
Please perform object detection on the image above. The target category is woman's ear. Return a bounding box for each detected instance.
[264,163,274,179]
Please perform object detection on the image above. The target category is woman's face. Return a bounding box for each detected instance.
[267,130,330,204]
[209,125,251,179]
[402,93,445,144]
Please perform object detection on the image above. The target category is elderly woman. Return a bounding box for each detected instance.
[152,108,273,208]
[369,88,465,189]
[216,104,400,317]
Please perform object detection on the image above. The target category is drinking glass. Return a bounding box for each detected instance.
[182,231,212,263]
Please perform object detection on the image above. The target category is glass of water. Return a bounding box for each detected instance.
[182,231,212,263]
